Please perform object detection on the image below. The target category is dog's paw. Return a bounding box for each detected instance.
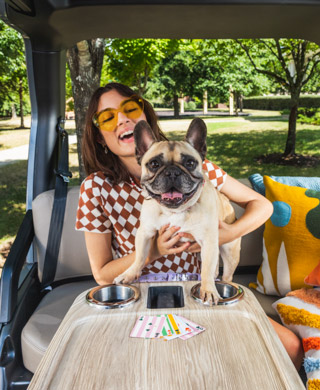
[113,269,141,285]
[200,283,221,306]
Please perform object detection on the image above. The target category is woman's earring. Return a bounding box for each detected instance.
[104,146,108,155]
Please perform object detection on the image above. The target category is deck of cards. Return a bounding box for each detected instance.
[130,314,205,341]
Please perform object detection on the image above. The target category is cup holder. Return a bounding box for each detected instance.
[191,281,244,305]
[86,284,140,309]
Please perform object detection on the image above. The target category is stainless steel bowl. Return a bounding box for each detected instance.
[191,281,244,305]
[86,284,140,309]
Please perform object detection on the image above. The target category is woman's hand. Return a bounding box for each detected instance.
[176,221,237,250]
[148,224,191,263]
[178,232,201,253]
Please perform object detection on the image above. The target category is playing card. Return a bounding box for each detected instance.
[130,315,160,339]
[177,315,206,340]
[130,314,205,341]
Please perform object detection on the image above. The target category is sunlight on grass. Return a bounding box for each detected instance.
[166,120,320,178]
[0,160,27,245]
[0,129,30,150]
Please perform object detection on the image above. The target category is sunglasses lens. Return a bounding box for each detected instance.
[122,98,143,119]
[97,110,117,132]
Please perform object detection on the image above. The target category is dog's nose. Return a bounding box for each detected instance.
[165,166,181,178]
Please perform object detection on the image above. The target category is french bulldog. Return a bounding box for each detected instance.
[114,118,241,305]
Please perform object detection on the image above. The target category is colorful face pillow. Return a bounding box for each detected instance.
[251,176,320,296]
[273,288,320,390]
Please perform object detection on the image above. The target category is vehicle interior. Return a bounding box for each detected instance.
[0,1,319,389]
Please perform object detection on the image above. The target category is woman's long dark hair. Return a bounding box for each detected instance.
[82,82,168,184]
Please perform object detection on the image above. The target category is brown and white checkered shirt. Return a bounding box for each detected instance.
[75,159,227,275]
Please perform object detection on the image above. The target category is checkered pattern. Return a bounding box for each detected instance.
[202,159,226,190]
[75,159,226,275]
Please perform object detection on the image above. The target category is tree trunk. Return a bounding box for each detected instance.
[229,89,234,116]
[234,91,239,117]
[284,94,299,156]
[11,103,17,119]
[179,97,184,114]
[67,39,105,181]
[203,90,208,114]
[19,79,25,128]
[173,94,179,118]
[239,95,243,113]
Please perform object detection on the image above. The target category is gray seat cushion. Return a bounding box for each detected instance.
[21,280,97,373]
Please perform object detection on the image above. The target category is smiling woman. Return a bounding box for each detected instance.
[82,83,167,184]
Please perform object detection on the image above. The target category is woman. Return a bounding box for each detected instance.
[76,82,303,369]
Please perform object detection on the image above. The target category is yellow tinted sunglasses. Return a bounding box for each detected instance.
[93,95,144,132]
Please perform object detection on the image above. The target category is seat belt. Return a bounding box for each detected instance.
[41,116,72,289]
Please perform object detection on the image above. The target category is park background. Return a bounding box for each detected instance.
[1,22,320,274]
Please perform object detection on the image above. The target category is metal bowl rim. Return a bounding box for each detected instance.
[190,281,244,306]
[86,283,140,309]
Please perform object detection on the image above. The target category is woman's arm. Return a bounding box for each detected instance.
[85,225,190,284]
[84,231,135,284]
[218,175,273,245]
[182,175,273,250]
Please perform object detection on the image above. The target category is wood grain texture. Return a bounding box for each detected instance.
[28,282,304,390]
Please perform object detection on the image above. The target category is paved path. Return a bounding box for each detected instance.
[0,135,77,167]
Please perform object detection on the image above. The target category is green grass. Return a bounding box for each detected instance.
[166,121,320,178]
[1,113,320,248]
[0,128,30,150]
[0,160,27,245]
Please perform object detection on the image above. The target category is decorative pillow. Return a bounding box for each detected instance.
[305,262,320,287]
[249,173,320,196]
[250,176,320,296]
[272,288,320,390]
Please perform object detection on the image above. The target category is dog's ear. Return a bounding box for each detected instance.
[134,120,157,164]
[185,118,207,161]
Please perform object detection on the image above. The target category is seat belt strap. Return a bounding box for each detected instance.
[41,117,72,289]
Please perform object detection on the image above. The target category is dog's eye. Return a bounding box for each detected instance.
[185,159,197,170]
[148,159,160,171]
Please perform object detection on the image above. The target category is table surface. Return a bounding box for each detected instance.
[28,282,304,390]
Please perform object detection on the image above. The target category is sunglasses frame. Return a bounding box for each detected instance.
[92,95,144,132]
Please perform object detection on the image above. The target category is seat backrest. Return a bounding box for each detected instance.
[32,186,92,283]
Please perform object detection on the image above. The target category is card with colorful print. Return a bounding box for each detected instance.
[130,314,205,341]
[176,315,206,340]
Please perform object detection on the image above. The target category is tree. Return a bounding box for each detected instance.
[149,39,273,116]
[67,39,105,181]
[191,40,272,112]
[0,20,28,127]
[149,40,198,118]
[104,39,178,95]
[237,39,320,157]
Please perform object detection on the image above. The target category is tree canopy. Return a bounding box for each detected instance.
[104,39,179,95]
[0,20,29,126]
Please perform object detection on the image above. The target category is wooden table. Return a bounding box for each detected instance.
[28,282,304,390]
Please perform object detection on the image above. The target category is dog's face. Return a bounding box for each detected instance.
[134,118,207,209]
